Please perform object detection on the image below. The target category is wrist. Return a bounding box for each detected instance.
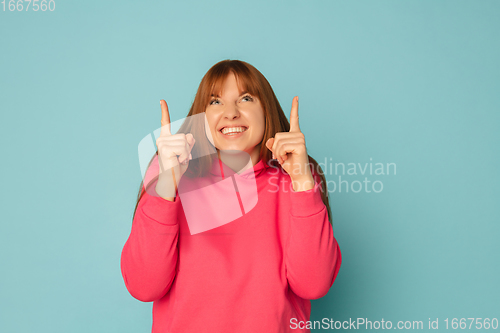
[290,173,315,192]
[155,177,177,200]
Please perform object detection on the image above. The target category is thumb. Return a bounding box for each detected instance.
[266,138,274,151]
[186,133,196,147]
[186,133,195,161]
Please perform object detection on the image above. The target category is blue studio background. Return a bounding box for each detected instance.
[1,0,499,332]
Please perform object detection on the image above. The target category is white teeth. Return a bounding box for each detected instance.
[221,127,247,135]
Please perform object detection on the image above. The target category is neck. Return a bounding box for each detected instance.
[217,147,261,174]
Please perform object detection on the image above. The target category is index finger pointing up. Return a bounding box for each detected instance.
[160,100,172,136]
[289,96,301,132]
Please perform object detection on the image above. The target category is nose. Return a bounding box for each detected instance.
[222,104,240,120]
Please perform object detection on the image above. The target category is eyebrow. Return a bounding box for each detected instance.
[210,91,249,98]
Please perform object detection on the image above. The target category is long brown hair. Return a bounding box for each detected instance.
[133,60,332,224]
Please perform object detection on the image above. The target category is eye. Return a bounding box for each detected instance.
[241,94,253,102]
[209,98,221,105]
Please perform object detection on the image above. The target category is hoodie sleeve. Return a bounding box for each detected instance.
[120,156,183,302]
[284,177,342,300]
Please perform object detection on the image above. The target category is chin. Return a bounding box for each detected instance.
[216,145,252,155]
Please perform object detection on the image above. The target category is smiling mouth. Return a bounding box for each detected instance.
[220,126,248,135]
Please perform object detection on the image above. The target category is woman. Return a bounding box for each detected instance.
[121,59,342,332]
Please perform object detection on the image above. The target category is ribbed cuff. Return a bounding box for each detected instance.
[290,181,326,217]
[141,190,181,225]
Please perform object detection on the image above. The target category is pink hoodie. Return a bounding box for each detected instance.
[121,155,342,333]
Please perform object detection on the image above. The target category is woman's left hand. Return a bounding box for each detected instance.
[265,96,315,191]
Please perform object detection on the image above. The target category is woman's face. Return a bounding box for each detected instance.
[205,72,265,164]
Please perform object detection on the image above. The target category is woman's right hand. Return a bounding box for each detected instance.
[155,99,195,200]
